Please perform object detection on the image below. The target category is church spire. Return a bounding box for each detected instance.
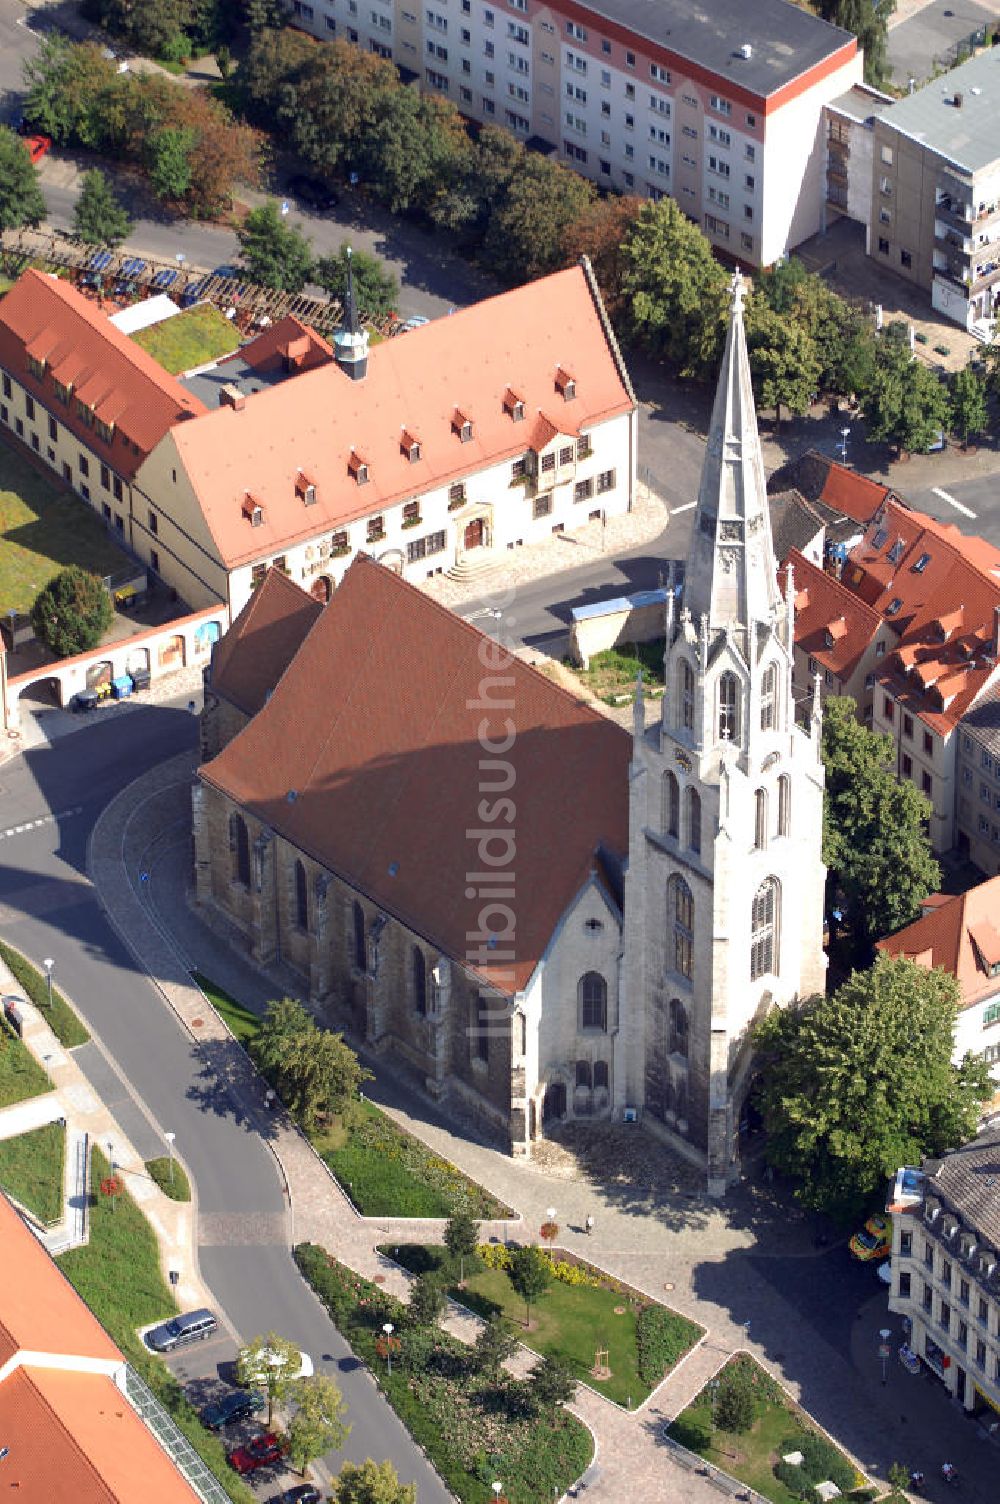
[681,270,781,647]
[333,246,369,382]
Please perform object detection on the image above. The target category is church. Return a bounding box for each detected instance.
[193,273,827,1194]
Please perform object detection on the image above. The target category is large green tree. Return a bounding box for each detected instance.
[755,954,992,1220]
[482,151,595,285]
[147,125,196,201]
[250,998,370,1131]
[819,0,895,88]
[332,1459,417,1504]
[31,567,112,658]
[745,304,820,425]
[357,88,468,217]
[285,1373,351,1474]
[619,199,729,379]
[862,334,952,456]
[237,201,314,291]
[315,244,399,322]
[73,168,131,247]
[949,364,989,448]
[508,1245,551,1328]
[470,1314,518,1377]
[237,1331,302,1427]
[443,1209,478,1285]
[0,128,46,232]
[822,696,940,960]
[528,1354,576,1416]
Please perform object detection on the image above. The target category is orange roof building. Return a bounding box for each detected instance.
[785,548,887,718]
[0,1191,200,1502]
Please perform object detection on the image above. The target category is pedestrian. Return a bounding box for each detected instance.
[585,1214,595,1235]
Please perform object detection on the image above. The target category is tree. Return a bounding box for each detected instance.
[332,1459,417,1504]
[507,1245,551,1327]
[619,199,729,379]
[147,125,196,200]
[822,697,940,960]
[861,336,951,456]
[745,303,820,426]
[443,1210,478,1286]
[250,997,371,1132]
[714,1362,756,1433]
[559,193,644,320]
[315,244,399,322]
[482,151,595,285]
[0,128,46,233]
[818,0,895,89]
[82,0,193,60]
[528,1353,575,1415]
[950,364,989,448]
[31,567,112,658]
[407,1272,445,1328]
[73,169,131,247]
[22,35,119,147]
[357,87,468,217]
[237,201,314,291]
[755,954,992,1220]
[470,1314,518,1378]
[237,1331,302,1427]
[285,1372,350,1474]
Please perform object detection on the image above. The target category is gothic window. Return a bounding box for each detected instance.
[718,671,741,742]
[663,771,679,838]
[760,663,778,731]
[413,946,427,1015]
[230,813,250,887]
[751,877,780,981]
[754,788,768,850]
[669,996,689,1056]
[668,874,694,980]
[593,1060,609,1091]
[687,787,702,855]
[579,972,608,1031]
[576,1059,592,1089]
[353,900,366,971]
[294,858,308,931]
[777,775,791,837]
[679,659,694,730]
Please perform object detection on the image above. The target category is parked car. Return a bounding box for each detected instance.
[22,134,51,165]
[898,1342,921,1374]
[199,1388,265,1431]
[228,1432,287,1475]
[145,1308,218,1353]
[287,175,339,211]
[849,1213,891,1261]
[283,1487,323,1504]
[397,315,429,333]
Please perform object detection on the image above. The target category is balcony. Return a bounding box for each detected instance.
[935,195,974,234]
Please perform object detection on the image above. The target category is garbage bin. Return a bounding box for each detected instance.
[129,666,151,692]
[71,689,99,713]
[111,675,133,700]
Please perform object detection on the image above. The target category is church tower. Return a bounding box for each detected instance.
[618,271,827,1195]
[333,247,370,382]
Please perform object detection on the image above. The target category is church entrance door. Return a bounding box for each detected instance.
[542,1082,566,1124]
[463,517,485,551]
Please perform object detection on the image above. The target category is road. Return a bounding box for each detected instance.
[0,696,451,1501]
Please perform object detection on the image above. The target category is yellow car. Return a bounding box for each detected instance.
[849,1213,891,1261]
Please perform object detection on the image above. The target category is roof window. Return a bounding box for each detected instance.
[295,471,317,505]
[887,538,904,564]
[348,451,370,484]
[555,366,577,400]
[872,526,889,550]
[912,551,931,573]
[401,430,421,463]
[242,492,264,527]
[503,388,526,421]
[452,410,474,442]
[885,597,902,617]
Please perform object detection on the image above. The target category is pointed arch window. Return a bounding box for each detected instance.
[777,775,791,837]
[579,971,608,1032]
[669,996,689,1057]
[594,1060,609,1092]
[230,813,250,887]
[687,787,702,855]
[679,659,695,731]
[760,663,778,731]
[751,877,780,980]
[718,671,741,742]
[668,874,694,980]
[353,900,367,972]
[663,771,680,838]
[754,788,768,850]
[294,858,309,931]
[412,946,427,1015]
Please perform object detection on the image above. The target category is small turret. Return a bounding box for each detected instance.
[333,247,369,382]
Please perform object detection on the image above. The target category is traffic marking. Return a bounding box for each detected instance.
[0,805,84,842]
[671,501,697,514]
[932,486,977,519]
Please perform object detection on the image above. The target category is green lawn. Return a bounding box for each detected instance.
[0,1019,52,1107]
[190,971,262,1044]
[573,638,666,703]
[145,1155,191,1202]
[669,1356,864,1504]
[131,304,240,375]
[0,940,89,1048]
[58,1149,254,1504]
[0,1120,65,1224]
[390,1244,700,1407]
[0,440,131,615]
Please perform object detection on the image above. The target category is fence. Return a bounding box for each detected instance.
[937,19,999,73]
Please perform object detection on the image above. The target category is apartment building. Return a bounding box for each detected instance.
[887,1141,1000,1419]
[286,0,862,266]
[955,685,1000,873]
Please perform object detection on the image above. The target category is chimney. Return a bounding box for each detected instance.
[740,42,753,60]
[954,91,964,108]
[219,384,245,411]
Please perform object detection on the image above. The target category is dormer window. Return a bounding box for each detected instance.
[53,380,70,406]
[348,451,369,484]
[452,411,473,442]
[887,538,904,564]
[26,355,46,380]
[504,388,525,421]
[885,598,902,617]
[242,493,264,527]
[295,471,317,505]
[74,397,94,428]
[401,431,421,463]
[872,526,889,550]
[555,366,576,399]
[912,552,931,573]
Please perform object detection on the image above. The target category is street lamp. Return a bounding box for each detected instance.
[878,1327,892,1386]
[42,958,54,1009]
[164,1131,176,1188]
[708,1376,720,1425]
[383,1322,394,1376]
[839,427,851,465]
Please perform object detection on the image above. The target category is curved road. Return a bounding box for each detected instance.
[0,697,450,1500]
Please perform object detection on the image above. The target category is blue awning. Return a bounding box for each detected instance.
[88,250,114,271]
[150,268,178,289]
[120,257,146,277]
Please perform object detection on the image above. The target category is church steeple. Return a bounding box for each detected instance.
[681,270,781,646]
[333,247,369,382]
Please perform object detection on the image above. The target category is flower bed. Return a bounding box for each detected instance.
[295,1243,593,1504]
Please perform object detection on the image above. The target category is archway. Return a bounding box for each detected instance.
[310,575,332,603]
[158,634,185,670]
[85,661,113,692]
[463,517,485,551]
[542,1081,566,1124]
[377,550,404,576]
[126,646,150,675]
[17,676,63,710]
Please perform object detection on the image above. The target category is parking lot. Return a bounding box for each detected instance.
[887,0,998,84]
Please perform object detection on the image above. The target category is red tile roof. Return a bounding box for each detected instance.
[878,874,1000,1010]
[787,549,881,682]
[768,450,893,527]
[234,315,334,377]
[201,556,631,993]
[0,270,205,481]
[208,567,322,717]
[172,263,635,569]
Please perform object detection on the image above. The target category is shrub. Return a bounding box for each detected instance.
[635,1304,699,1385]
[407,1271,446,1328]
[794,1430,856,1494]
[715,1363,756,1433]
[31,565,112,657]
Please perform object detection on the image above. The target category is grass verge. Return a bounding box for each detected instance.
[388,1243,700,1407]
[145,1155,191,1202]
[58,1149,254,1504]
[0,1016,52,1107]
[668,1354,864,1504]
[0,939,90,1047]
[192,972,511,1218]
[296,1243,593,1504]
[130,303,240,375]
[0,1120,65,1224]
[571,638,666,704]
